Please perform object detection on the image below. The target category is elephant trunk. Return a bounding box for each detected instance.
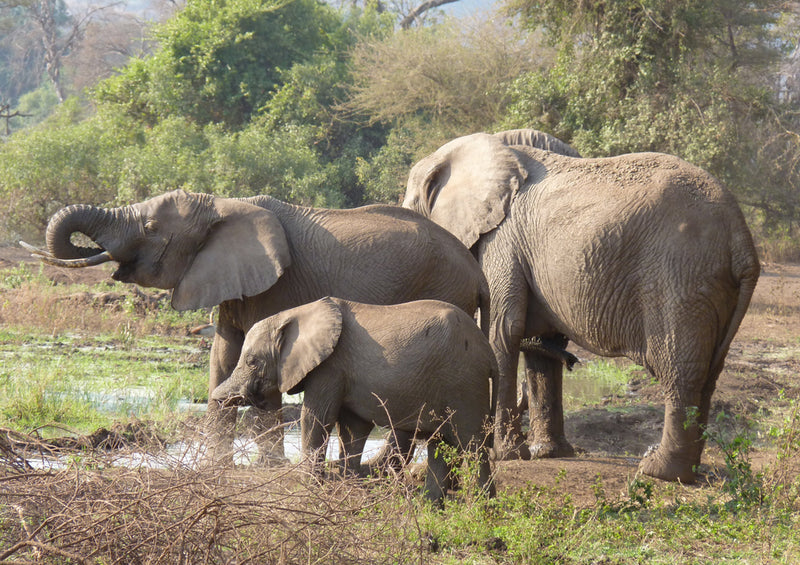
[45,204,138,264]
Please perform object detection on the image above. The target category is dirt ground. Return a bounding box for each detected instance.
[2,244,799,505]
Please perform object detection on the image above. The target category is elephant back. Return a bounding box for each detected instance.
[494,129,581,158]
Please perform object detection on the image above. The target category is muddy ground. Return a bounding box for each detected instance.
[2,244,799,505]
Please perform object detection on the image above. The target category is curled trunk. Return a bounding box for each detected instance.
[45,205,134,259]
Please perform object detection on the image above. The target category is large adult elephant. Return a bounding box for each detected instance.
[402,130,760,482]
[24,189,489,463]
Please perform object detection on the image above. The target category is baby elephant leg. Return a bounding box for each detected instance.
[336,409,374,477]
[362,429,416,475]
[424,440,454,506]
[300,407,336,475]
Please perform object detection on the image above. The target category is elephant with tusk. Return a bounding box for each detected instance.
[23,189,490,466]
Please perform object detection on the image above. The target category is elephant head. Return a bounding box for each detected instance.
[211,297,343,405]
[403,130,578,249]
[24,190,291,311]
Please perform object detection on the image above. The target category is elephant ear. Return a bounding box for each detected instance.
[403,133,528,249]
[172,198,291,311]
[274,298,343,393]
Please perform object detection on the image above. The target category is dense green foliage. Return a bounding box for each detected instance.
[0,0,798,257]
[502,0,799,236]
[0,0,394,241]
[93,0,340,128]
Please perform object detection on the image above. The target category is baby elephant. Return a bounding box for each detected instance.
[211,297,496,504]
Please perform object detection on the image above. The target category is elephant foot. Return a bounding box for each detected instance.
[202,440,236,468]
[492,439,532,461]
[638,444,696,483]
[362,453,406,477]
[529,439,575,459]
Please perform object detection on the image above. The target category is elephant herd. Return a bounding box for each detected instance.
[23,129,760,503]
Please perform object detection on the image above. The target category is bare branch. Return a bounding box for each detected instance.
[400,0,460,29]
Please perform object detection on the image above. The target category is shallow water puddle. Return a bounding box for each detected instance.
[24,427,394,471]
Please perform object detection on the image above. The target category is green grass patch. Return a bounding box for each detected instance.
[562,359,641,410]
[416,474,800,564]
[0,327,208,435]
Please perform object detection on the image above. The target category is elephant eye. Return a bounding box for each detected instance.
[245,355,259,369]
[144,220,158,233]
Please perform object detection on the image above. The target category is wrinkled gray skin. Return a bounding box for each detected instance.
[30,190,489,464]
[403,130,760,483]
[211,297,496,505]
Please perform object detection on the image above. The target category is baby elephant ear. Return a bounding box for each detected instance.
[276,298,343,393]
[172,197,291,311]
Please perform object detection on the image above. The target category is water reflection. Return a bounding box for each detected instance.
[24,427,393,471]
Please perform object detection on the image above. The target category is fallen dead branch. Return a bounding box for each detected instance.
[0,425,428,564]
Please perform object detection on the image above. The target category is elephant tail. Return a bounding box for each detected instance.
[709,248,760,377]
[476,277,496,448]
[487,358,499,450]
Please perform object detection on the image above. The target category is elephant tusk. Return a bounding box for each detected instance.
[19,241,114,268]
[19,240,52,258]
[40,251,115,268]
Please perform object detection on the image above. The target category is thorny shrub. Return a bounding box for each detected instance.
[0,432,430,564]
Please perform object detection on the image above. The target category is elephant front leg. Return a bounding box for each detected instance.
[300,411,332,476]
[205,326,243,466]
[485,265,532,461]
[300,390,343,476]
[206,316,286,466]
[250,392,288,466]
[490,324,531,461]
[336,409,373,477]
[523,336,576,459]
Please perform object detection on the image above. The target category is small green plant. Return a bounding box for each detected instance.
[765,394,800,507]
[593,473,654,515]
[0,263,51,290]
[703,411,765,510]
[429,439,493,506]
[115,321,135,350]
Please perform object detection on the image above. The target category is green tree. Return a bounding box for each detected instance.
[94,0,343,129]
[0,5,44,104]
[502,0,798,235]
[0,2,398,240]
[0,99,131,240]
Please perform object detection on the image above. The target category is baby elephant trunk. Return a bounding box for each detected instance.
[210,369,251,407]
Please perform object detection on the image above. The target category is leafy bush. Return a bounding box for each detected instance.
[0,99,126,240]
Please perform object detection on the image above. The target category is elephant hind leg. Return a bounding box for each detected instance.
[523,337,576,459]
[638,356,718,483]
[424,440,454,506]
